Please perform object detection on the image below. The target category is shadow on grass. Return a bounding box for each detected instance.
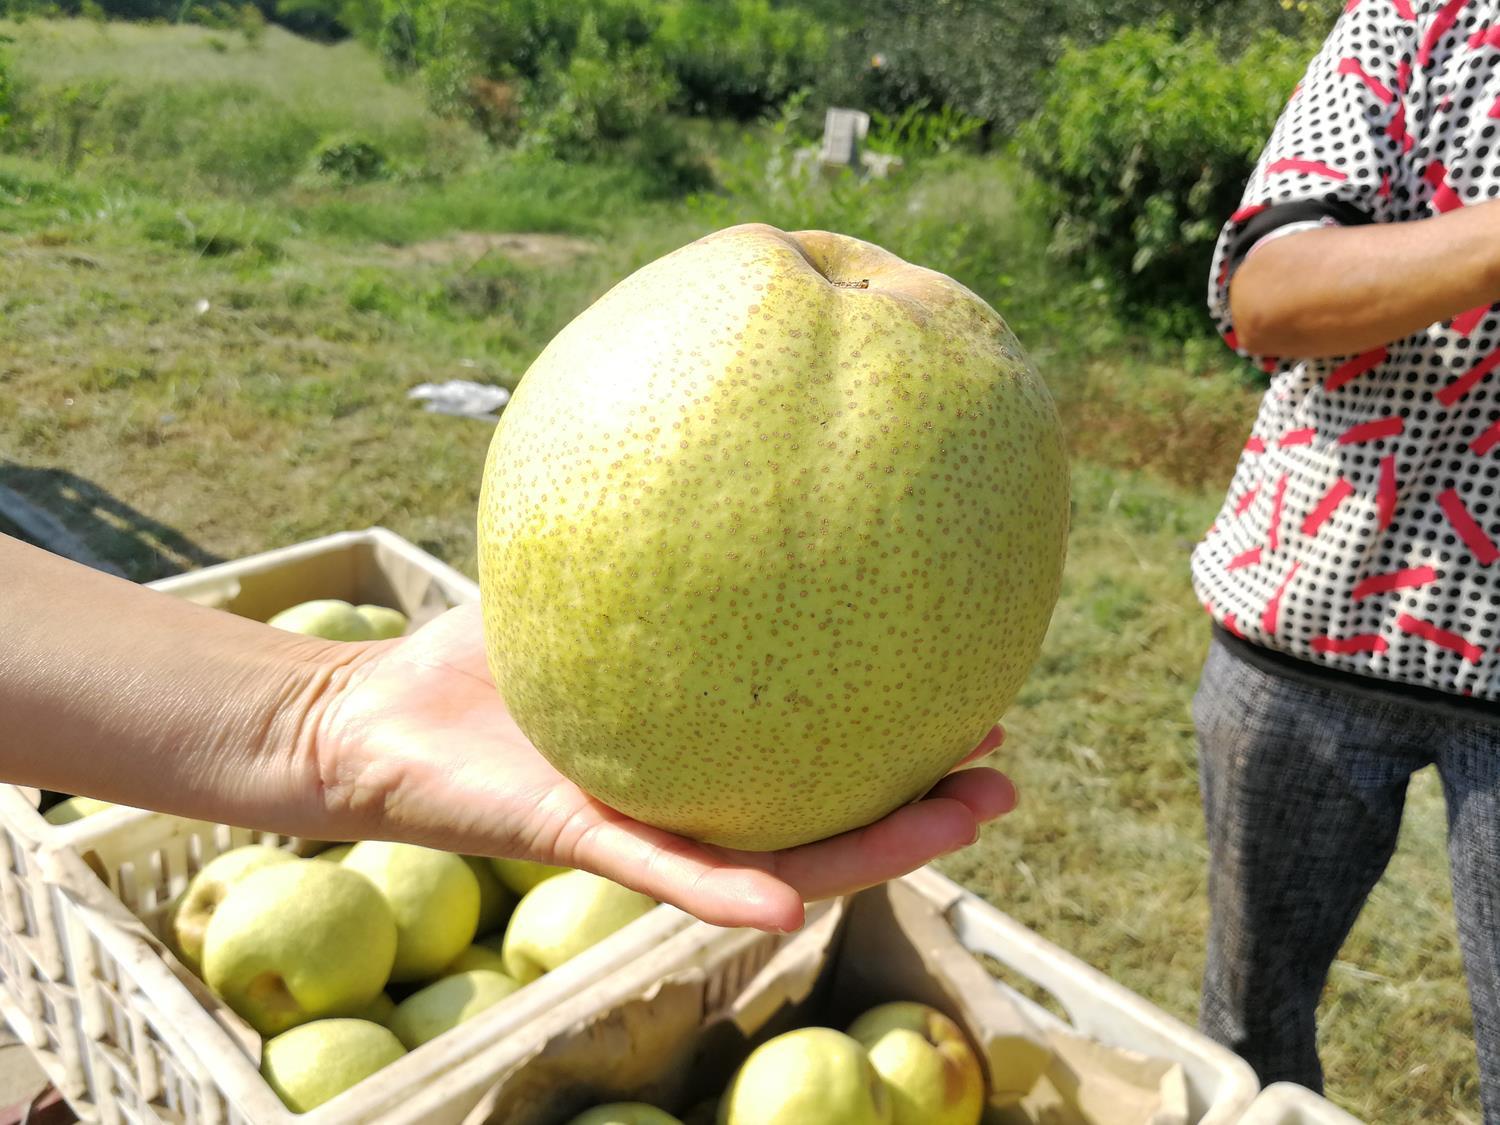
[0,462,224,583]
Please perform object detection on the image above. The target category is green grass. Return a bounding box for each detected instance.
[0,19,1481,1122]
[2,19,481,193]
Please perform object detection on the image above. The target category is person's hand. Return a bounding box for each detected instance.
[311,604,1017,933]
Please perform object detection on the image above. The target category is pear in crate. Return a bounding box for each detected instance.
[203,861,396,1037]
[501,870,653,985]
[314,842,355,863]
[488,856,568,896]
[343,842,480,982]
[388,969,521,1048]
[42,796,114,824]
[349,990,397,1025]
[169,845,297,974]
[266,599,375,641]
[443,943,510,976]
[356,604,409,639]
[463,855,515,935]
[261,1018,405,1112]
[847,1002,984,1125]
[565,1105,685,1125]
[719,1027,892,1125]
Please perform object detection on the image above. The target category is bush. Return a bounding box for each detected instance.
[308,134,390,183]
[517,15,711,196]
[1016,23,1308,329]
[523,15,675,155]
[652,0,827,119]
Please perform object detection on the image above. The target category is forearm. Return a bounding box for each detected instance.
[1229,200,1500,358]
[0,534,342,830]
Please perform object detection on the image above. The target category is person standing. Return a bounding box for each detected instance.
[1196,0,1500,1116]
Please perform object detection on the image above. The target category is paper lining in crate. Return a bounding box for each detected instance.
[0,527,484,1110]
[1234,1083,1366,1125]
[368,865,1259,1125]
[37,815,691,1125]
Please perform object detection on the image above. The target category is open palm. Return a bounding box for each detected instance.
[315,604,1016,932]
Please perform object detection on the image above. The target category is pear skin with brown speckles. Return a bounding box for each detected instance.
[478,224,1068,851]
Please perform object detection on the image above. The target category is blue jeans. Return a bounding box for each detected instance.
[1194,636,1500,1121]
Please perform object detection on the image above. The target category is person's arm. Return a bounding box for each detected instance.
[1,533,338,826]
[1230,200,1500,360]
[0,534,1015,932]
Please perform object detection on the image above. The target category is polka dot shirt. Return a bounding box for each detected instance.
[1197,0,1500,701]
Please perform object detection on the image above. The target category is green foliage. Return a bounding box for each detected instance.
[25,79,111,173]
[802,0,1338,145]
[1017,23,1308,328]
[651,0,826,119]
[504,14,709,196]
[1,21,480,193]
[308,132,388,182]
[0,46,12,139]
[867,99,984,158]
[523,14,672,155]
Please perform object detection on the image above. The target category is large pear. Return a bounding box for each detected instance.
[479,223,1068,850]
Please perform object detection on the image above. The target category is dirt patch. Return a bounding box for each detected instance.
[393,232,594,268]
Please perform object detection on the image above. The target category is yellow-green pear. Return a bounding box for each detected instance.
[261,1019,405,1112]
[314,842,355,863]
[847,1002,984,1125]
[202,861,396,1037]
[477,223,1069,851]
[463,856,515,935]
[443,943,510,976]
[267,599,375,641]
[719,1027,892,1124]
[388,969,521,1049]
[565,1105,685,1125]
[168,845,297,973]
[501,871,653,985]
[43,796,114,824]
[487,857,568,896]
[342,842,480,982]
[348,990,397,1025]
[356,604,409,639]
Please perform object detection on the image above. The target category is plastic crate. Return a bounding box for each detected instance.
[374,866,1261,1125]
[37,821,689,1124]
[0,528,696,1122]
[1236,1083,1366,1124]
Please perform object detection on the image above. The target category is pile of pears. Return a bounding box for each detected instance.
[169,843,654,1112]
[562,999,986,1125]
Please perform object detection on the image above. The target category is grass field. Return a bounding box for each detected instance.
[0,20,1481,1121]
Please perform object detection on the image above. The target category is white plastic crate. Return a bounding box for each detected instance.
[371,866,1261,1125]
[37,822,689,1124]
[1236,1082,1366,1124]
[0,527,697,1122]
